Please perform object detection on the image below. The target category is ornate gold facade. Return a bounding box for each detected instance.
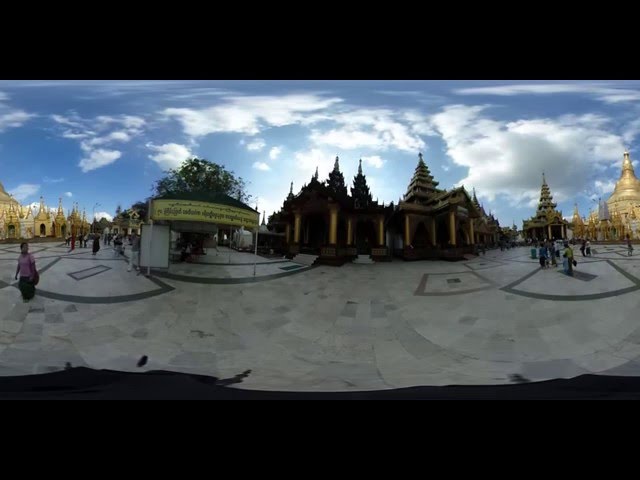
[522,174,569,240]
[606,150,640,240]
[0,180,90,240]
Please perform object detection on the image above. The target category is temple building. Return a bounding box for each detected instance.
[0,180,90,240]
[386,153,483,260]
[607,151,640,220]
[605,150,640,240]
[576,150,640,241]
[112,207,142,236]
[269,153,496,264]
[471,189,502,246]
[271,157,391,265]
[522,173,569,241]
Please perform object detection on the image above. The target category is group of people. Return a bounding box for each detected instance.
[66,232,101,255]
[14,232,143,303]
[578,239,592,257]
[536,240,576,276]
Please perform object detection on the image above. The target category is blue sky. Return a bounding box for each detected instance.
[0,80,638,225]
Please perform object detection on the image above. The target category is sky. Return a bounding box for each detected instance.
[0,80,638,226]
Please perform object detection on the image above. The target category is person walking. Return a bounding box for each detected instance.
[585,239,592,256]
[92,234,101,256]
[14,242,38,302]
[128,232,141,273]
[627,235,634,256]
[563,241,574,276]
[548,240,557,267]
[538,243,547,269]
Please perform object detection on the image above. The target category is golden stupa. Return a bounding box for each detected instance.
[607,150,640,221]
[0,181,20,212]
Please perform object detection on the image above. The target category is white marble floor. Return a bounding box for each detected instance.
[2,243,640,391]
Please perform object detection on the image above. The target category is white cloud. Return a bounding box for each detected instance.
[269,146,282,160]
[147,142,194,170]
[453,83,640,105]
[252,161,271,171]
[294,148,335,180]
[362,155,385,169]
[43,176,64,183]
[96,115,145,130]
[310,128,384,150]
[79,149,122,173]
[246,138,266,151]
[429,104,625,210]
[0,110,33,132]
[8,184,40,201]
[0,91,8,101]
[54,113,144,172]
[62,130,91,140]
[94,211,113,222]
[64,191,73,197]
[163,94,342,137]
[51,114,83,128]
[594,179,616,195]
[87,130,132,146]
[310,108,426,152]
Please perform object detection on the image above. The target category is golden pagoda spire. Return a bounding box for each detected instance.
[404,152,440,204]
[38,195,45,216]
[57,197,64,216]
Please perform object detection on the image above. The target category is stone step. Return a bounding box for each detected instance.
[292,254,319,266]
[352,255,375,264]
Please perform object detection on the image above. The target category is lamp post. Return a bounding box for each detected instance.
[92,203,101,234]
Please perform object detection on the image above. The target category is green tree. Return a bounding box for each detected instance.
[154,157,251,203]
[115,205,122,217]
[131,200,150,221]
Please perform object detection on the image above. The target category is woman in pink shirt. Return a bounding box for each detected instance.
[14,242,38,302]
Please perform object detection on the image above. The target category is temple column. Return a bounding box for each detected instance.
[430,217,436,246]
[329,206,338,245]
[562,224,566,239]
[294,211,301,243]
[347,217,353,245]
[469,220,475,245]
[548,224,552,240]
[404,215,410,246]
[449,210,456,246]
[285,223,291,244]
[378,216,384,246]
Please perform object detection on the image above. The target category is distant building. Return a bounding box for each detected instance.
[269,153,500,264]
[0,181,89,240]
[522,173,569,241]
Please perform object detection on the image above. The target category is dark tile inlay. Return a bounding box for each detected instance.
[371,304,386,319]
[559,270,598,282]
[280,264,304,271]
[509,374,531,383]
[45,313,64,324]
[447,278,461,284]
[68,265,112,281]
[132,328,149,339]
[64,304,78,313]
[501,260,640,301]
[341,303,358,318]
[28,306,45,313]
[458,315,478,325]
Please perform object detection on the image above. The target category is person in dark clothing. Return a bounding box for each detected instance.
[15,242,38,302]
[580,239,586,257]
[92,235,101,256]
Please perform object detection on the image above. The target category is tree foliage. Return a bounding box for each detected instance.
[153,157,251,203]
